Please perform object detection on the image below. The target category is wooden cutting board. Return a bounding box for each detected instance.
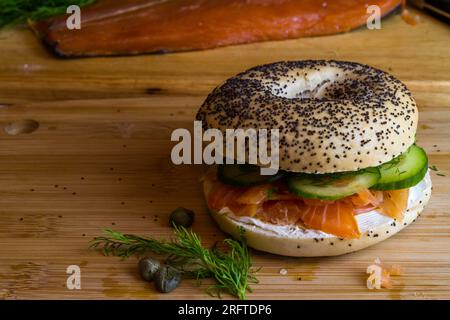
[0,8,449,300]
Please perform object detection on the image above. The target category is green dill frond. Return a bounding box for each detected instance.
[89,225,258,300]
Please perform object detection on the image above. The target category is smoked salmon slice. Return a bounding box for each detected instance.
[348,188,382,207]
[298,201,360,239]
[31,0,402,57]
[378,189,409,220]
[207,183,242,212]
[237,184,272,205]
[259,200,304,225]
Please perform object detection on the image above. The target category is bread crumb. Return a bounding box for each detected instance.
[279,268,288,275]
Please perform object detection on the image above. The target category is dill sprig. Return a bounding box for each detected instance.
[89,226,258,300]
[0,0,96,28]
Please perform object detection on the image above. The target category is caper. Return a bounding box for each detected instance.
[169,207,195,228]
[154,265,182,293]
[138,257,161,281]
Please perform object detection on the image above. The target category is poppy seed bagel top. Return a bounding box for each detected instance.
[196,60,418,173]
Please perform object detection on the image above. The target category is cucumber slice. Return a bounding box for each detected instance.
[287,169,380,200]
[371,145,428,190]
[218,164,285,187]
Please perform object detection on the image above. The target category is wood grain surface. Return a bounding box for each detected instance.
[0,8,449,300]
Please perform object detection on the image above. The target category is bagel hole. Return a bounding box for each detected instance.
[265,70,374,100]
[266,69,340,99]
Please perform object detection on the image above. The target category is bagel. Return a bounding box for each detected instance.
[197,60,418,174]
[197,60,430,257]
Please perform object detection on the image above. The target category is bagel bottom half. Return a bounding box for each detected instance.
[203,171,432,257]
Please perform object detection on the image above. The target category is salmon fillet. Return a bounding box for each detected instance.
[31,0,402,57]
